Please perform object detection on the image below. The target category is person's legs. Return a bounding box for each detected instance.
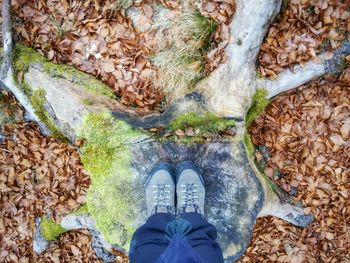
[129,163,176,263]
[180,212,224,263]
[130,161,225,263]
[176,161,224,263]
[129,213,175,263]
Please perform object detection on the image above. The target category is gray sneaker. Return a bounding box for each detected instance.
[146,163,175,217]
[176,161,205,215]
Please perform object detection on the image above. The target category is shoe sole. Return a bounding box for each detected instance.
[146,162,175,186]
[175,161,205,186]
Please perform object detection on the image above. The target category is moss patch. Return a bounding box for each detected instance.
[82,99,94,106]
[244,88,270,157]
[165,112,236,144]
[78,112,142,247]
[30,89,66,140]
[12,44,115,99]
[41,217,67,241]
[72,204,89,215]
[244,132,255,157]
[170,112,235,133]
[0,47,3,65]
[245,88,269,127]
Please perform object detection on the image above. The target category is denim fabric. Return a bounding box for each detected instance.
[129,213,224,263]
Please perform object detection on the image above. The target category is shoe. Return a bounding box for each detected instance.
[175,161,205,215]
[146,163,175,217]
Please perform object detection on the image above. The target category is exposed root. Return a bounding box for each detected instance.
[261,40,350,99]
[0,0,12,79]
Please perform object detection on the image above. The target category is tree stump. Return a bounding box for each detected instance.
[1,0,349,262]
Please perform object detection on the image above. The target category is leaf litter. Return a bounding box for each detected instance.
[241,64,350,262]
[11,0,234,109]
[258,0,350,79]
[0,96,94,262]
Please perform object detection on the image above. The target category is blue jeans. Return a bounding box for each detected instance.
[129,212,224,263]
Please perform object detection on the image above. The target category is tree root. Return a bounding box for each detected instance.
[261,40,350,99]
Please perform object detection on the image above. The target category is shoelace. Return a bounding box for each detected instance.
[179,183,201,214]
[151,184,175,214]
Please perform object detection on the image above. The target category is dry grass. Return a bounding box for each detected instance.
[152,9,217,100]
[151,47,205,99]
[172,10,217,50]
[115,0,133,10]
[0,90,23,128]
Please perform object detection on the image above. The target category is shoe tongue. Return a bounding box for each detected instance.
[157,206,169,213]
[184,205,196,213]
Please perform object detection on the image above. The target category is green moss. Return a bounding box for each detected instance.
[77,112,141,180]
[12,44,116,99]
[72,204,89,215]
[244,132,255,157]
[78,112,142,247]
[82,99,93,106]
[244,88,269,157]
[245,88,269,127]
[0,47,3,65]
[87,176,136,247]
[30,89,66,140]
[20,82,32,97]
[307,5,316,15]
[170,112,235,133]
[282,0,290,10]
[157,133,207,145]
[41,217,67,241]
[12,45,46,73]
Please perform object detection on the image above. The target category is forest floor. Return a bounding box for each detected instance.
[1,0,350,262]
